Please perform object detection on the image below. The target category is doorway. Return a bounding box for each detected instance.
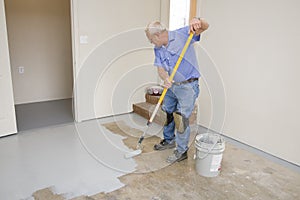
[4,0,74,131]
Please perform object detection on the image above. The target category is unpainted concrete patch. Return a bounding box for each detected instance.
[32,188,64,200]
[101,120,161,154]
[101,120,175,173]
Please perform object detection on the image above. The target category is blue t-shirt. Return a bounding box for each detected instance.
[154,26,200,82]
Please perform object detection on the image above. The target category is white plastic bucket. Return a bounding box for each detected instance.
[194,133,225,177]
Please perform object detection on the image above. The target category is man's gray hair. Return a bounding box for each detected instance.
[145,21,167,36]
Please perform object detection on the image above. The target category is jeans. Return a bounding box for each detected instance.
[161,80,200,154]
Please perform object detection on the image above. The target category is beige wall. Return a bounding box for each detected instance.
[197,0,300,165]
[5,0,73,104]
[72,0,169,121]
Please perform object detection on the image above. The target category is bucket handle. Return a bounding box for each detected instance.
[194,135,221,160]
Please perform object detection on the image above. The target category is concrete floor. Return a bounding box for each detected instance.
[1,111,299,199]
[82,120,300,200]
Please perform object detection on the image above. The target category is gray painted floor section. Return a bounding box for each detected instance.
[0,113,160,200]
[15,99,74,131]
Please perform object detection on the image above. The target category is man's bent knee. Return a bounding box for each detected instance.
[164,112,174,126]
[174,112,189,133]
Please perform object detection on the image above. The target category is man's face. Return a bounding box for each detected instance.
[146,32,163,47]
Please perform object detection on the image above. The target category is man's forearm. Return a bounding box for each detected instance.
[157,67,173,88]
[157,67,169,81]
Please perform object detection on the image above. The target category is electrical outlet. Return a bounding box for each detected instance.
[80,35,88,44]
[18,66,25,74]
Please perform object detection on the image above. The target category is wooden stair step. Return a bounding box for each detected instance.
[133,102,165,126]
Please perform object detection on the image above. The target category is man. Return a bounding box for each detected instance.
[145,17,209,163]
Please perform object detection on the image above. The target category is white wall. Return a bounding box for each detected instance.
[5,0,73,104]
[197,0,300,165]
[72,0,170,121]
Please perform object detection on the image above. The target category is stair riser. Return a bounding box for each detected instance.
[145,94,161,105]
[133,103,197,126]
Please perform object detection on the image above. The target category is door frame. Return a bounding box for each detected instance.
[0,0,17,136]
[70,0,79,122]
